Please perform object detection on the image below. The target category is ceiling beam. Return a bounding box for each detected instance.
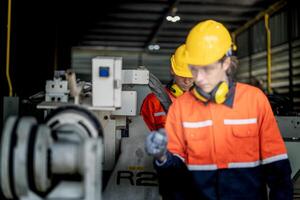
[178,14,250,22]
[179,0,265,7]
[118,2,168,12]
[96,20,155,28]
[178,4,263,13]
[87,28,150,35]
[82,35,148,41]
[106,13,161,21]
[80,41,144,47]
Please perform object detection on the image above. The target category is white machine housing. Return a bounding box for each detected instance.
[92,56,122,109]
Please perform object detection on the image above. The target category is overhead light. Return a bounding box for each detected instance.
[148,44,160,51]
[166,15,180,23]
[166,6,180,23]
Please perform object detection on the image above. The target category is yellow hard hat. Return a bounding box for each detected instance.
[170,44,193,78]
[182,20,232,66]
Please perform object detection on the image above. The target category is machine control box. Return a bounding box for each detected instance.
[92,57,122,108]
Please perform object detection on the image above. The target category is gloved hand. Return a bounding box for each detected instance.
[145,128,168,161]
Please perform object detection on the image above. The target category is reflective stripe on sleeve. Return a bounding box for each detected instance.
[224,118,257,125]
[183,120,213,128]
[174,154,185,162]
[188,164,218,171]
[228,160,260,168]
[154,111,166,117]
[262,153,288,165]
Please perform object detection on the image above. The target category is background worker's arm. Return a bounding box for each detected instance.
[140,94,166,131]
[258,92,293,199]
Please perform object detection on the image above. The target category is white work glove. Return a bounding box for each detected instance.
[145,128,168,161]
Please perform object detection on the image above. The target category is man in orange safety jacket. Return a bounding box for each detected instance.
[145,20,293,200]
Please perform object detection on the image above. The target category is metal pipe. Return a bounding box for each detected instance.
[232,0,287,45]
[232,0,288,94]
[264,14,273,94]
[248,30,253,84]
[6,0,13,96]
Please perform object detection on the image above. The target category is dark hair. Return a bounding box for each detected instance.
[220,56,239,79]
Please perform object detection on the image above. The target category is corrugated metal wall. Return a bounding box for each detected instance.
[236,7,300,112]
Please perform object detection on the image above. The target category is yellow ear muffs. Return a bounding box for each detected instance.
[169,83,184,98]
[192,81,229,104]
[211,81,229,104]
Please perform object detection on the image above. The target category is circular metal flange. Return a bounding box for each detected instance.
[33,124,52,192]
[13,117,37,196]
[45,105,103,139]
[0,116,18,199]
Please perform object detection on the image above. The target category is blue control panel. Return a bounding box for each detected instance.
[99,67,110,77]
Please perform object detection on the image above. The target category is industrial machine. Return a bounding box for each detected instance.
[37,57,149,171]
[0,106,103,200]
[276,116,300,177]
[275,115,300,197]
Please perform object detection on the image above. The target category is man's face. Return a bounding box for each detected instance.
[189,58,229,93]
[173,75,194,92]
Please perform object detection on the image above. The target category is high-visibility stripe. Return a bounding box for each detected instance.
[262,153,288,165]
[224,118,257,125]
[186,154,288,170]
[228,160,260,168]
[174,154,185,162]
[154,111,166,117]
[183,120,213,128]
[188,164,218,171]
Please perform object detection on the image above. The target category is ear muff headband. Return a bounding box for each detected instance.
[169,83,184,98]
[193,85,211,102]
[193,81,229,104]
[192,87,209,102]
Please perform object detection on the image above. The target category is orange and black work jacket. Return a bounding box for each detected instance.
[155,82,293,200]
[140,89,175,131]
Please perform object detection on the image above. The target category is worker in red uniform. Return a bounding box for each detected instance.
[141,44,195,200]
[140,44,194,131]
[145,20,293,200]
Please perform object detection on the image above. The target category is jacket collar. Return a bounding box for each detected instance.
[223,81,236,108]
